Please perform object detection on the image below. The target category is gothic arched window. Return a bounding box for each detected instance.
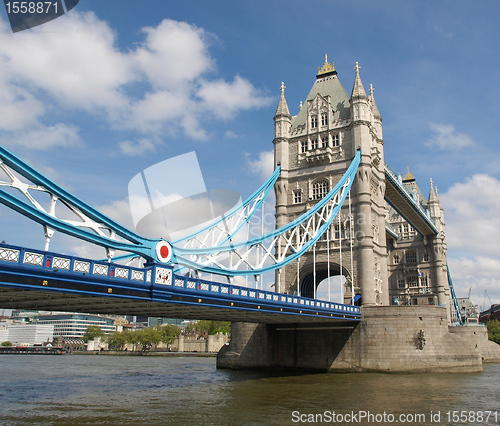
[312,179,329,200]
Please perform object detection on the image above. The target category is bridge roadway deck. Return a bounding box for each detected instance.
[0,244,360,324]
[384,164,439,236]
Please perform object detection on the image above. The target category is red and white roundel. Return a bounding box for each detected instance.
[155,240,172,263]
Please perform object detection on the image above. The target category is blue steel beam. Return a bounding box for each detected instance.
[0,243,360,323]
[171,151,361,276]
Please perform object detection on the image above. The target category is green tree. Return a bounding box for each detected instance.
[186,320,230,335]
[82,325,104,343]
[1,341,12,347]
[107,331,127,350]
[126,329,140,351]
[486,320,500,344]
[156,324,180,345]
[136,327,162,351]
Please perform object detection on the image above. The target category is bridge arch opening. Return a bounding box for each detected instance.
[299,263,350,301]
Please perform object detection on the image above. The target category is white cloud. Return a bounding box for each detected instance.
[0,13,272,149]
[132,19,215,89]
[224,130,239,139]
[441,174,500,256]
[1,124,80,150]
[442,173,500,306]
[448,256,500,306]
[197,76,273,120]
[0,80,45,131]
[246,150,274,182]
[119,138,156,156]
[425,123,475,150]
[0,12,132,112]
[97,198,135,230]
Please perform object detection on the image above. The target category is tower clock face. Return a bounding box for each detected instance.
[155,267,172,285]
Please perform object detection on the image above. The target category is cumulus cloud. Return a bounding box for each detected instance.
[1,123,81,150]
[224,130,239,139]
[442,173,500,305]
[97,198,135,230]
[0,13,272,152]
[132,19,215,89]
[448,256,500,306]
[119,138,156,156]
[246,150,274,182]
[425,123,475,150]
[0,12,131,112]
[197,76,273,120]
[441,174,500,256]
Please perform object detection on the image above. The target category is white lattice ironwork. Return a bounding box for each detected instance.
[0,157,118,251]
[173,173,354,276]
[0,247,20,262]
[23,252,43,266]
[115,267,129,279]
[53,257,71,270]
[131,270,144,281]
[93,264,108,276]
[0,146,162,264]
[74,260,90,273]
[172,167,280,250]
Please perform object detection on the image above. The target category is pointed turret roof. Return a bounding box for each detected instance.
[351,62,367,99]
[428,178,440,203]
[291,56,351,130]
[369,84,382,120]
[274,82,291,119]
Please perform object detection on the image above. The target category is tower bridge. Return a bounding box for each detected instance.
[1,57,498,372]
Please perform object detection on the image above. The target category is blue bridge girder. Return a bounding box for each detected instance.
[0,243,360,324]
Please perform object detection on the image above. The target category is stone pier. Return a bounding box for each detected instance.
[217,306,500,373]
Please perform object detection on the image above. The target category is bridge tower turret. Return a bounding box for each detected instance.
[349,63,388,306]
[272,57,388,305]
[273,82,292,293]
[427,180,448,307]
[274,82,292,230]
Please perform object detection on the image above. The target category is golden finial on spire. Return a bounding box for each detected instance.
[317,54,336,76]
[403,167,415,182]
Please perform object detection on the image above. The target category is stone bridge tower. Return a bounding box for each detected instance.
[273,57,389,306]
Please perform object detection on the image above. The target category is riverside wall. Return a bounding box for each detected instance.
[217,306,500,373]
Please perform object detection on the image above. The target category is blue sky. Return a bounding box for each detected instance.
[0,0,499,308]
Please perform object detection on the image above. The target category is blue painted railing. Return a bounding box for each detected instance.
[0,243,360,320]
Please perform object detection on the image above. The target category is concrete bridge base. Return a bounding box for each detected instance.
[217,306,500,373]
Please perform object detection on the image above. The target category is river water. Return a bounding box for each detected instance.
[0,355,499,425]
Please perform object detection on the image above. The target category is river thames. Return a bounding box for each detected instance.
[0,355,498,425]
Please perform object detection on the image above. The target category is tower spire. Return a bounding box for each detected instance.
[351,62,367,99]
[275,82,291,118]
[428,178,440,203]
[369,83,382,120]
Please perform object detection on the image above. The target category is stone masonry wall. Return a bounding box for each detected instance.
[217,306,490,373]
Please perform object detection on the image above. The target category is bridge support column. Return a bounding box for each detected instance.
[217,307,484,373]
